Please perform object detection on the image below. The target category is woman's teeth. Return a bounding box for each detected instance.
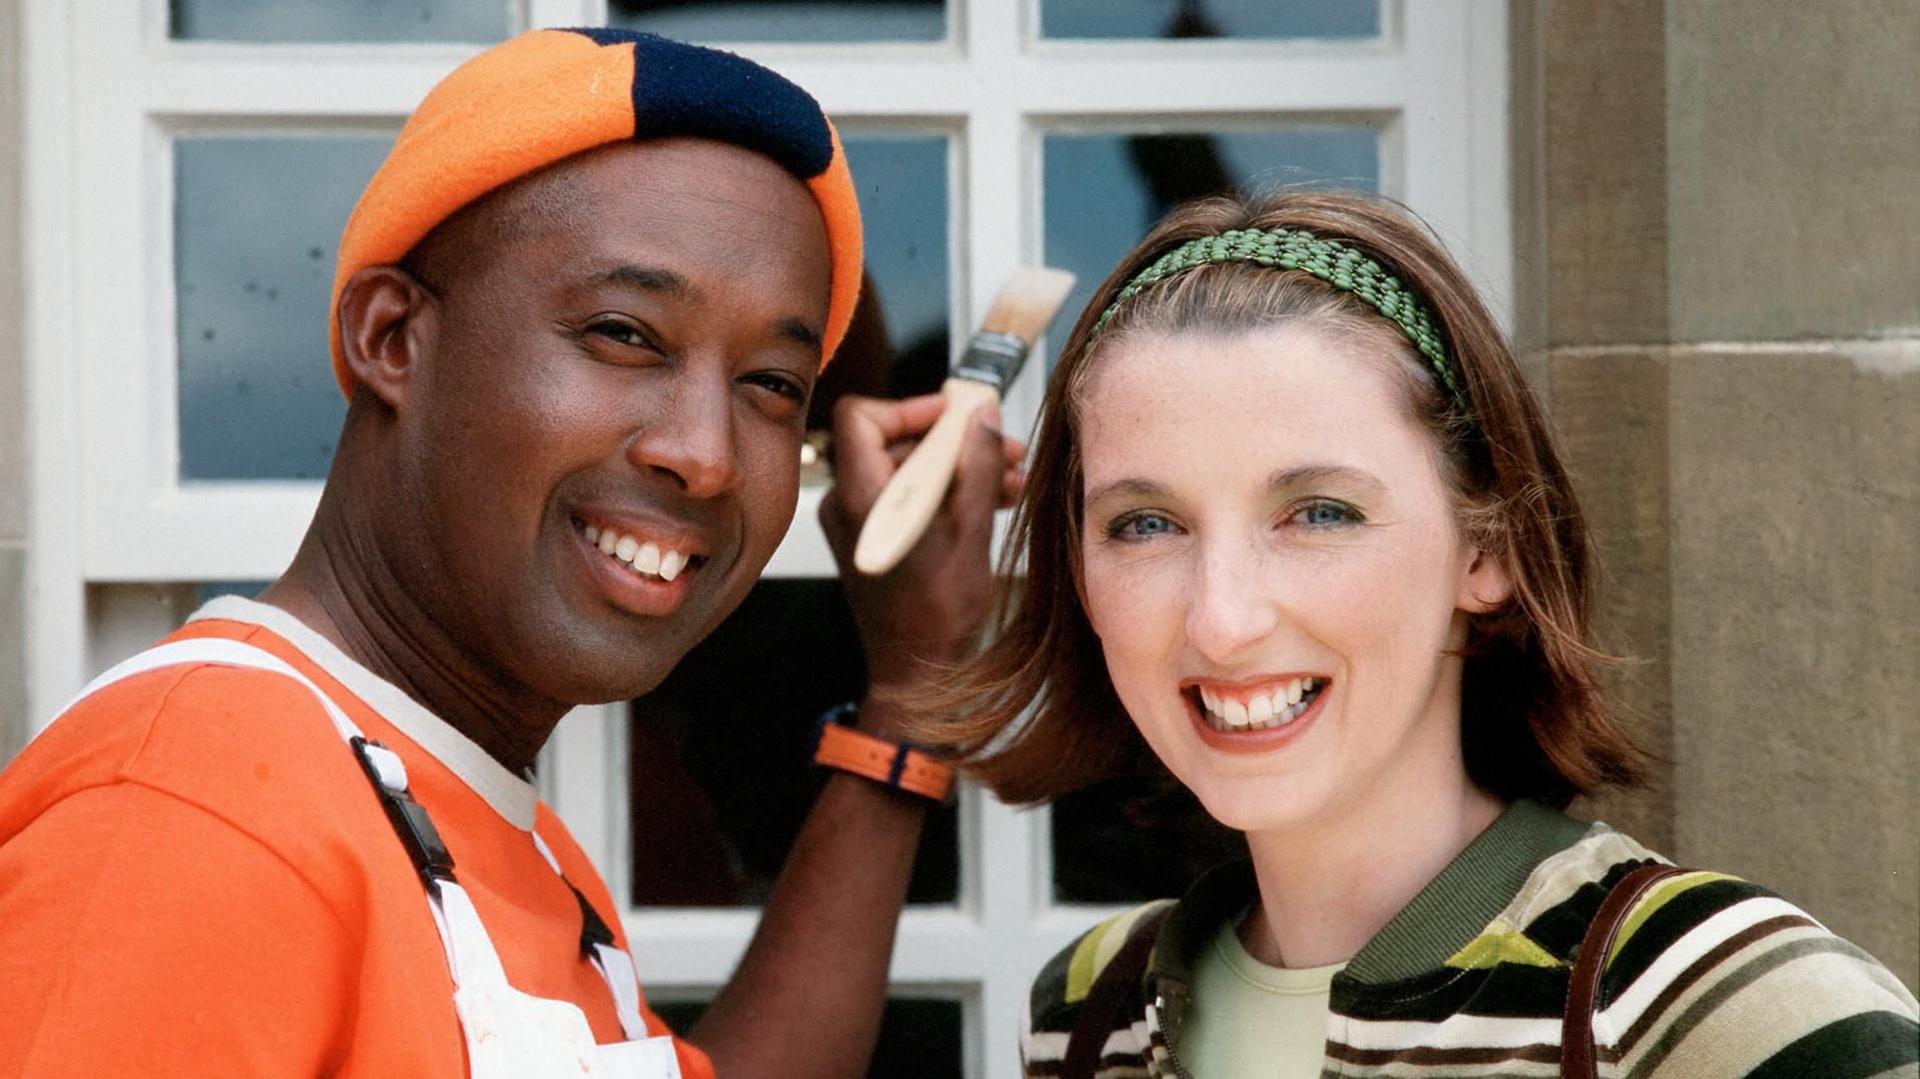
[1197,678,1325,732]
[582,523,691,583]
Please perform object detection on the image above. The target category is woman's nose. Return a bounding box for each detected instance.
[1184,541,1281,665]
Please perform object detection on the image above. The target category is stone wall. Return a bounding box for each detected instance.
[1514,0,1920,990]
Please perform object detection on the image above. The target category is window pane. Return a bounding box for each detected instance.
[1052,776,1246,903]
[1041,127,1379,370]
[629,579,960,907]
[169,0,512,43]
[652,997,963,1078]
[1041,0,1377,41]
[176,135,390,482]
[803,133,950,482]
[608,0,946,44]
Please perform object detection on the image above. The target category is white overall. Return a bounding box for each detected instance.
[62,639,684,1079]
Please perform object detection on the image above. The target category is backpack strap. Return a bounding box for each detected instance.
[1562,863,1691,1078]
[1062,905,1175,1079]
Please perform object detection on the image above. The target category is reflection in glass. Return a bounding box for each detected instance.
[169,0,512,43]
[1041,0,1377,41]
[1042,127,1379,370]
[609,0,945,44]
[652,997,963,1078]
[176,136,390,482]
[629,580,960,907]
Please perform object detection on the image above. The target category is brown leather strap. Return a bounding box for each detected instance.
[1063,906,1174,1079]
[1562,864,1690,1078]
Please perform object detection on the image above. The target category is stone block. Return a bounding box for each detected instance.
[1667,341,1920,990]
[1539,0,1669,347]
[1547,348,1674,850]
[1667,1,1920,340]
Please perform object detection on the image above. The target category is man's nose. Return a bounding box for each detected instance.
[626,366,739,499]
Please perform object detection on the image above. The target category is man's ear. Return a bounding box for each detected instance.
[1458,545,1515,614]
[338,265,437,411]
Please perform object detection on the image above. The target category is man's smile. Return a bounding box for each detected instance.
[568,512,716,618]
[574,515,709,583]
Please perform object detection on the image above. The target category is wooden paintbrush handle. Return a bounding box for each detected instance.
[852,378,1001,576]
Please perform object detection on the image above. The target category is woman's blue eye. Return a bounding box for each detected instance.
[1297,499,1361,527]
[1108,512,1174,540]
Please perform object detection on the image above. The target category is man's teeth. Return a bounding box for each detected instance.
[581,524,692,583]
[1197,678,1325,732]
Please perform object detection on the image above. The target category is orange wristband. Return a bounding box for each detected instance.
[812,720,954,803]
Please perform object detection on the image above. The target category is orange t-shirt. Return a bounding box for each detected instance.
[0,598,715,1079]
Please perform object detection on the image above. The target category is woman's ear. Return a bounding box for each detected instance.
[1458,546,1515,614]
[337,265,437,412]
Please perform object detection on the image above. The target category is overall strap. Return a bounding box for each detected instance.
[534,831,651,1042]
[1562,863,1691,1078]
[59,638,366,743]
[1063,906,1175,1079]
[63,637,647,1039]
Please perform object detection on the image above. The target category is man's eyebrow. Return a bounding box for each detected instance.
[589,265,820,351]
[776,317,822,351]
[590,264,690,296]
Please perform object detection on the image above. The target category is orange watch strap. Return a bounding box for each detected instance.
[812,722,954,803]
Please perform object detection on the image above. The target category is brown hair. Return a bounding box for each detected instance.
[918,191,1645,808]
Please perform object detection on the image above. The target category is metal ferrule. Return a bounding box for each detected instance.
[950,331,1029,392]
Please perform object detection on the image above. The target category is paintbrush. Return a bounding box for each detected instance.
[853,266,1078,576]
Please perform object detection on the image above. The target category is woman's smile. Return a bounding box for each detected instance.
[1181,675,1334,756]
[1184,675,1328,732]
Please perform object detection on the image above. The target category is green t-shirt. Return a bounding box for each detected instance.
[1177,917,1344,1078]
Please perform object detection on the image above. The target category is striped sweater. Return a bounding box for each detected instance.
[1023,801,1918,1077]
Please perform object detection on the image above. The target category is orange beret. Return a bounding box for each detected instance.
[328,28,863,396]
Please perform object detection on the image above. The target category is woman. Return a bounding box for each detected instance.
[925,192,1917,1076]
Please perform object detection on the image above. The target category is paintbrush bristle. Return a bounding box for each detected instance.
[978,266,1078,345]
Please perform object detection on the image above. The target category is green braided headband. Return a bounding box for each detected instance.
[1090,228,1471,417]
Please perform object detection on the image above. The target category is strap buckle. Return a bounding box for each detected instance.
[351,736,457,888]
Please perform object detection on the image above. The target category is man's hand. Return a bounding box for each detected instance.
[818,393,1026,698]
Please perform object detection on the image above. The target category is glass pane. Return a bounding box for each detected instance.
[1041,127,1380,370]
[1052,776,1246,903]
[169,0,512,43]
[803,133,950,481]
[652,997,963,1078]
[1041,0,1377,41]
[629,579,960,907]
[608,1,946,44]
[176,135,391,482]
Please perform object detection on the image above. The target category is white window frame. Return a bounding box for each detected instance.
[23,2,1509,1075]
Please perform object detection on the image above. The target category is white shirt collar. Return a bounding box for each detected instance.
[189,595,539,831]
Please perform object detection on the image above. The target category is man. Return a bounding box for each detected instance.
[0,28,1017,1078]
